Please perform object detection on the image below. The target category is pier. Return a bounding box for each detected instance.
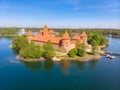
[105,51,120,56]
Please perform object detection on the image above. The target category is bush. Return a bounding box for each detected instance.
[100,36,109,45]
[20,42,42,59]
[43,50,55,59]
[88,33,108,45]
[68,48,78,57]
[12,35,28,53]
[91,40,99,55]
[78,48,86,57]
[42,41,55,59]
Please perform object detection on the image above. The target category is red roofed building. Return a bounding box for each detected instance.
[27,31,33,43]
[27,25,87,52]
[80,31,87,43]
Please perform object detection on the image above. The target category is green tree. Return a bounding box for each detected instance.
[88,33,94,44]
[100,36,109,45]
[92,34,100,45]
[20,42,42,59]
[12,34,28,53]
[67,48,78,57]
[91,40,99,55]
[12,36,21,52]
[78,48,86,57]
[20,35,28,48]
[76,42,87,56]
[42,41,55,59]
[88,33,108,46]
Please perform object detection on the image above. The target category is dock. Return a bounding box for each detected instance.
[105,51,120,56]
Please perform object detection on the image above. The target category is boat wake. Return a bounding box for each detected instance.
[8,57,20,64]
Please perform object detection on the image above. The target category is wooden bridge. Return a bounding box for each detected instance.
[105,51,120,56]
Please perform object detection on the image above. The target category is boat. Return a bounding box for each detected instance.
[105,54,110,58]
[105,54,116,59]
[9,44,12,48]
[109,56,116,59]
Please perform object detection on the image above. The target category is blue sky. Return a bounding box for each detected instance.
[0,0,120,28]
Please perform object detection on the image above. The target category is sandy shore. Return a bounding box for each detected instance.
[20,57,45,62]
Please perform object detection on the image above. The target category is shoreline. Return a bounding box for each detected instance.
[19,54,102,62]
[60,55,102,61]
[0,34,18,37]
[20,57,45,62]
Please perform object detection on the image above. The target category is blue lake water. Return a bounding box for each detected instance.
[0,37,120,90]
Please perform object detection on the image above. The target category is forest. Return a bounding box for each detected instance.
[0,28,120,37]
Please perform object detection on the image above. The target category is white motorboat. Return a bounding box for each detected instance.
[105,54,116,59]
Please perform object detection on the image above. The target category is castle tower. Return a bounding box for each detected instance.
[38,25,49,36]
[48,29,55,37]
[43,25,48,36]
[72,34,80,42]
[27,31,33,43]
[61,31,71,52]
[80,31,87,43]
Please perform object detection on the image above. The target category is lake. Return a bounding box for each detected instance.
[0,37,120,90]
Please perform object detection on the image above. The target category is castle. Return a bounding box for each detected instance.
[27,25,87,52]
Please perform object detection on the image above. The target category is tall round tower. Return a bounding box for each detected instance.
[61,31,71,52]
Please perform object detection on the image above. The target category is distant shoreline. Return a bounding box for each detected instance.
[0,34,18,37]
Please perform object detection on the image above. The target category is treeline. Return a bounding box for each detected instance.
[0,28,120,37]
[0,28,41,36]
[54,29,120,37]
[0,28,18,35]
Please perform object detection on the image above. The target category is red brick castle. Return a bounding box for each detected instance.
[27,25,87,52]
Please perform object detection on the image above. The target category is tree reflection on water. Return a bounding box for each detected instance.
[89,59,98,70]
[22,59,98,72]
[23,61,42,72]
[44,59,54,72]
[76,61,86,71]
[22,60,54,72]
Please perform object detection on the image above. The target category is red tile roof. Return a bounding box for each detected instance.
[33,35,61,44]
[49,30,54,34]
[44,25,48,31]
[81,31,87,37]
[73,34,80,40]
[39,30,43,34]
[27,25,87,45]
[62,31,70,39]
[27,31,32,36]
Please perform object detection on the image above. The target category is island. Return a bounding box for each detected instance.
[12,25,109,61]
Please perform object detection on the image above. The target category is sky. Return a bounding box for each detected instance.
[0,0,120,28]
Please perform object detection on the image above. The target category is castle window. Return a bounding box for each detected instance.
[42,32,44,36]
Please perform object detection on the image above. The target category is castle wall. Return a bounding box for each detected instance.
[34,41,44,46]
[70,43,75,50]
[34,40,60,49]
[27,36,33,43]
